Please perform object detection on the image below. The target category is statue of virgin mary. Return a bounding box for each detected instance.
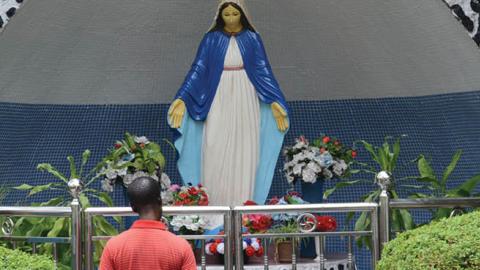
[168,0,289,206]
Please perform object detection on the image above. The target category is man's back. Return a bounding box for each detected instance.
[100,220,196,270]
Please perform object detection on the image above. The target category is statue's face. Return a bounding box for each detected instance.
[221,5,242,29]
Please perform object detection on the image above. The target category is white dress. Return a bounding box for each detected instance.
[202,36,261,206]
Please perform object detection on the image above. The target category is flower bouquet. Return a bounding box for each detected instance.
[308,215,337,232]
[267,191,307,224]
[283,135,356,184]
[205,233,264,264]
[96,132,170,196]
[170,215,209,235]
[170,183,209,206]
[242,200,273,234]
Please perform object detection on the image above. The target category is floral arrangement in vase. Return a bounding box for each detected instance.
[267,191,307,223]
[96,132,170,193]
[170,183,209,206]
[242,200,273,233]
[205,233,264,257]
[283,135,356,184]
[170,215,209,235]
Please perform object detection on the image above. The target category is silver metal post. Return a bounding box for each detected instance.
[85,213,93,270]
[200,239,206,270]
[234,211,244,269]
[68,178,83,270]
[291,236,297,270]
[262,238,269,270]
[53,243,58,269]
[224,212,233,270]
[371,206,380,267]
[347,236,353,270]
[376,171,391,255]
[318,236,325,270]
[32,243,37,254]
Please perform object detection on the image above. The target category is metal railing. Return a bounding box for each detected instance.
[84,206,232,270]
[0,206,76,269]
[234,202,379,270]
[0,174,479,269]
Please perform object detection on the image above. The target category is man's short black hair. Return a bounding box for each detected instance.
[127,176,162,212]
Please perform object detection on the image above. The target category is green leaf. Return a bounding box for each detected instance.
[360,140,380,165]
[322,180,361,200]
[47,218,66,237]
[441,150,462,188]
[132,158,145,171]
[13,184,34,190]
[455,174,480,194]
[79,149,91,177]
[377,147,388,171]
[96,192,113,207]
[417,155,436,180]
[79,193,91,208]
[398,209,415,230]
[391,138,400,172]
[67,155,78,179]
[37,163,68,183]
[124,132,136,149]
[354,212,370,231]
[38,197,65,206]
[94,216,118,236]
[28,183,53,196]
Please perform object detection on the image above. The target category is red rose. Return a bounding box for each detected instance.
[188,188,199,195]
[245,246,255,257]
[267,197,280,205]
[209,243,218,254]
[351,150,357,158]
[322,136,331,144]
[114,143,122,149]
[255,246,264,257]
[198,198,209,206]
[316,216,337,232]
[243,200,257,206]
[179,193,188,199]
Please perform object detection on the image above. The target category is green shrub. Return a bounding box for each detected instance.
[0,246,54,269]
[377,211,480,270]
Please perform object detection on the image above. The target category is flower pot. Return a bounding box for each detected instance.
[300,180,324,258]
[276,241,294,263]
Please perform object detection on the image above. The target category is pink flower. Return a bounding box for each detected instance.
[169,184,180,191]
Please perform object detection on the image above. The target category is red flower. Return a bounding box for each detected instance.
[267,197,280,205]
[209,243,218,254]
[245,246,255,257]
[243,200,257,206]
[322,136,331,144]
[114,143,122,149]
[315,216,337,232]
[255,246,264,257]
[351,150,357,158]
[188,188,199,195]
[179,193,188,199]
[320,147,326,153]
[139,143,145,149]
[198,198,209,206]
[334,140,340,146]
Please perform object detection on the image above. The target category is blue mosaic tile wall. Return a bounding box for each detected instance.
[1,90,480,269]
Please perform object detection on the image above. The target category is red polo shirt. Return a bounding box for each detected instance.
[100,219,196,270]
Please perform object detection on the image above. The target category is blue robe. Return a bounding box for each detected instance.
[172,29,289,204]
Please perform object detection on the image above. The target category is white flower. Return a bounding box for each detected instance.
[101,179,114,193]
[286,174,295,184]
[332,159,348,176]
[205,243,213,255]
[105,169,118,180]
[134,136,150,144]
[251,240,260,251]
[217,243,225,254]
[306,161,322,173]
[302,168,317,183]
[242,241,247,250]
[292,162,305,176]
[160,173,171,189]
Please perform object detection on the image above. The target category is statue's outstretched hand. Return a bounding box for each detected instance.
[168,99,186,128]
[271,102,289,132]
